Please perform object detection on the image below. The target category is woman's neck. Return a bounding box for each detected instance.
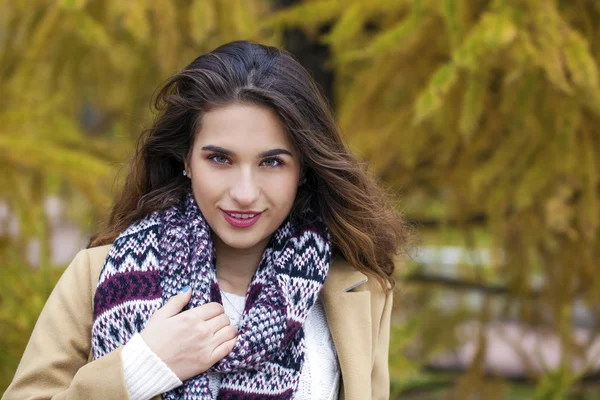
[214,234,270,296]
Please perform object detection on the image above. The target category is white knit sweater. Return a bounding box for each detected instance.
[121,292,340,400]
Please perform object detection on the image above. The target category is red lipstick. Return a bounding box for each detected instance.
[221,210,262,228]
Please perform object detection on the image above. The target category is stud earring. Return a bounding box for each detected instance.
[183,170,188,177]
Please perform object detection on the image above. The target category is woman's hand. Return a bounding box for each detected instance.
[140,287,238,381]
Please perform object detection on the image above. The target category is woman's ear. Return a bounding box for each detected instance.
[183,160,191,179]
[297,167,305,187]
[298,168,308,186]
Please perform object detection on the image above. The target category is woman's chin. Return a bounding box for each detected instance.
[213,229,271,251]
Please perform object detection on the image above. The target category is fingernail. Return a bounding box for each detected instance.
[180,285,190,293]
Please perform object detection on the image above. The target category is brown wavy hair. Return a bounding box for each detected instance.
[89,40,408,290]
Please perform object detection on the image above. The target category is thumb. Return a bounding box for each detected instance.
[157,285,192,319]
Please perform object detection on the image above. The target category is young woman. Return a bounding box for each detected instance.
[3,41,407,400]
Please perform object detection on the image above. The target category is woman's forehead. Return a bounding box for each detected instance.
[195,104,295,152]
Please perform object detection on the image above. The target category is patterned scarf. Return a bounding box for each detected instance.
[91,192,332,399]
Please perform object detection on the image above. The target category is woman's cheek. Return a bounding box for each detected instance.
[267,172,298,198]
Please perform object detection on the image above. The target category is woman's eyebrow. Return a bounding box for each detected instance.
[258,149,293,158]
[201,145,234,156]
[201,145,292,158]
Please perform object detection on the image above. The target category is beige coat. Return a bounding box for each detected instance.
[3,245,392,400]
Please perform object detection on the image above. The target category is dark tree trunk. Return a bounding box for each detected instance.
[271,0,336,107]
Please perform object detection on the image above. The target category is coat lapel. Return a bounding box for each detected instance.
[321,256,372,399]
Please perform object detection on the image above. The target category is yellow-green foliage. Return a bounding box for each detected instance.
[0,0,277,392]
[265,0,600,397]
[0,0,279,261]
[0,258,64,390]
[3,0,600,397]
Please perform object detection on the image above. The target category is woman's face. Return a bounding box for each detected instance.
[186,103,301,251]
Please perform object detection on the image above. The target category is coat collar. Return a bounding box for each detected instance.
[320,255,372,398]
[322,254,369,293]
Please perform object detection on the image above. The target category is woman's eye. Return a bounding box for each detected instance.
[261,158,283,168]
[208,154,230,165]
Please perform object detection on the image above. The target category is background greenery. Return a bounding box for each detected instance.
[2,0,600,398]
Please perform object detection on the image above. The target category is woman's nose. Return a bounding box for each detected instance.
[229,172,260,206]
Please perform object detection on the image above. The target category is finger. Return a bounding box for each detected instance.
[205,313,231,333]
[211,335,238,363]
[156,286,192,319]
[181,301,224,321]
[212,324,238,345]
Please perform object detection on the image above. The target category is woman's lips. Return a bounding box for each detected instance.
[221,210,262,228]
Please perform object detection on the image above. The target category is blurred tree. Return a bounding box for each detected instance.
[266,0,600,397]
[0,0,279,264]
[4,0,600,397]
[0,0,277,389]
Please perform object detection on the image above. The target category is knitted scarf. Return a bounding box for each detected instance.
[91,192,332,399]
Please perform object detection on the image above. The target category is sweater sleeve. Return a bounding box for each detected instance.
[2,249,132,400]
[121,333,182,400]
[371,288,393,400]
